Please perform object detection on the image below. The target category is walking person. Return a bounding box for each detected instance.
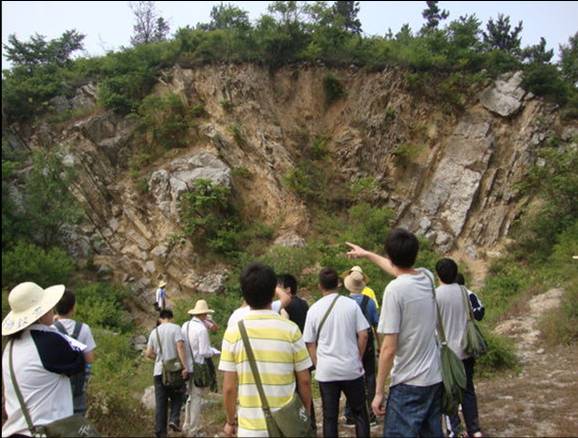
[303,267,370,438]
[219,262,312,437]
[52,288,96,416]
[146,309,188,438]
[456,273,485,321]
[181,300,219,435]
[346,227,443,437]
[342,269,380,427]
[155,281,168,313]
[2,282,86,438]
[436,260,483,438]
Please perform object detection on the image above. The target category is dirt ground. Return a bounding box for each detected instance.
[194,287,577,438]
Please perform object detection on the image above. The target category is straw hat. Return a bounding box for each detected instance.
[340,265,370,284]
[188,299,215,316]
[2,282,66,335]
[158,281,167,288]
[343,271,366,294]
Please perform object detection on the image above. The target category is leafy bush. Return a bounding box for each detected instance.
[477,330,519,377]
[323,73,346,105]
[75,283,133,333]
[539,286,578,346]
[2,241,75,288]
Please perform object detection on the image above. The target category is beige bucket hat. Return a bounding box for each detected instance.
[188,299,215,316]
[341,265,370,284]
[158,280,167,288]
[2,282,66,335]
[343,270,366,294]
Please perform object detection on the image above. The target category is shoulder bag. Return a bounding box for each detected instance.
[238,320,313,437]
[186,320,212,388]
[426,275,467,416]
[459,286,488,358]
[155,328,184,388]
[9,340,100,437]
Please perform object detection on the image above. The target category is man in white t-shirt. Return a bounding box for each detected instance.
[347,228,442,437]
[303,267,370,437]
[436,258,483,438]
[146,309,189,437]
[53,289,96,416]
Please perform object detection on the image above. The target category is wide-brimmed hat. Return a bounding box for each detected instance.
[344,271,366,294]
[341,265,370,284]
[2,282,66,335]
[158,281,167,288]
[188,299,215,316]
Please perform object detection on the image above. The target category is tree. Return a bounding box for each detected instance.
[3,30,85,68]
[332,1,362,34]
[483,14,523,55]
[130,1,170,46]
[448,14,482,51]
[421,1,449,32]
[206,3,251,30]
[559,32,578,85]
[521,37,553,64]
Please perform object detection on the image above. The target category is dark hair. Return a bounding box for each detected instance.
[55,289,76,315]
[240,262,277,309]
[456,273,465,285]
[319,267,339,291]
[385,228,419,268]
[277,273,298,295]
[159,309,174,319]
[436,258,458,284]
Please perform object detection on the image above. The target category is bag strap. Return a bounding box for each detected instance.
[155,327,164,361]
[53,319,68,336]
[238,320,272,415]
[360,295,370,318]
[316,294,341,344]
[187,320,196,373]
[9,340,39,437]
[460,286,475,322]
[72,321,82,340]
[424,272,448,345]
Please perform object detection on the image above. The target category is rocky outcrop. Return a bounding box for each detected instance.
[479,71,527,117]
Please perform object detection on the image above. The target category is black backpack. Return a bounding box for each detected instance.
[53,320,86,397]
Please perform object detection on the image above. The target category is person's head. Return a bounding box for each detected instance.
[385,228,419,269]
[277,273,298,296]
[240,262,277,309]
[159,309,174,321]
[456,273,465,285]
[55,289,76,316]
[436,258,458,284]
[319,267,339,292]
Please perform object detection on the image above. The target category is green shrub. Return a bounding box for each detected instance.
[2,241,75,288]
[477,330,519,377]
[138,93,192,149]
[75,283,133,333]
[393,143,423,167]
[229,123,247,147]
[539,286,578,346]
[323,73,346,105]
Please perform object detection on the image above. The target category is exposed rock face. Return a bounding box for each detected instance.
[479,71,527,117]
[12,64,575,304]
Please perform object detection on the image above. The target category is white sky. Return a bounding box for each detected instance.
[2,1,578,68]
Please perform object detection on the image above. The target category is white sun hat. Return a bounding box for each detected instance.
[343,270,367,294]
[2,282,65,335]
[187,299,215,316]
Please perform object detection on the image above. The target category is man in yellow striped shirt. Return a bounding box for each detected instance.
[219,262,313,437]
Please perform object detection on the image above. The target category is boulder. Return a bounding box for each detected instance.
[194,271,228,293]
[141,385,155,411]
[274,232,306,248]
[479,71,526,117]
[71,83,97,112]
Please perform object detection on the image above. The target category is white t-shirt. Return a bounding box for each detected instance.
[182,318,215,372]
[303,293,369,382]
[147,322,184,376]
[227,300,282,328]
[155,287,167,308]
[53,318,96,353]
[436,284,469,359]
[378,268,442,387]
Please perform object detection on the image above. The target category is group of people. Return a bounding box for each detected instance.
[2,226,486,438]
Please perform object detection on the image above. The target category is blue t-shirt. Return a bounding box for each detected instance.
[349,294,379,327]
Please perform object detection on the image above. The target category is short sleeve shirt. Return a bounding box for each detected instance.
[54,319,96,353]
[147,322,184,376]
[436,284,469,359]
[378,268,441,387]
[349,294,379,327]
[303,293,369,382]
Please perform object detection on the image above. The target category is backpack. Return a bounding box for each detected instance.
[53,320,87,397]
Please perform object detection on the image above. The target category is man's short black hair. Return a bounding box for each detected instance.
[240,262,277,309]
[436,258,458,284]
[159,309,174,319]
[319,267,339,291]
[456,273,465,285]
[55,289,76,316]
[277,273,298,295]
[385,228,419,268]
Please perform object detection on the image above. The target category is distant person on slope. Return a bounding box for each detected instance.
[436,259,483,438]
[155,281,168,313]
[53,289,97,416]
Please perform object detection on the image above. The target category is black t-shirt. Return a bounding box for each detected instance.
[285,295,309,333]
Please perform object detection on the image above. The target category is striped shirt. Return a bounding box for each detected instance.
[219,309,312,437]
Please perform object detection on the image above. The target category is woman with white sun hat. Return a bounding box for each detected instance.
[2,282,86,437]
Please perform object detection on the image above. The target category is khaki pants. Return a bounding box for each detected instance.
[183,382,207,434]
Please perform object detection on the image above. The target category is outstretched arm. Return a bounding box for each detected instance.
[346,242,397,277]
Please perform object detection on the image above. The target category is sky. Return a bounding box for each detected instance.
[2,1,578,68]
